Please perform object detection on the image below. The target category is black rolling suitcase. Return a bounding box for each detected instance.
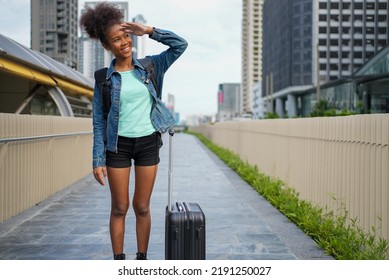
[165,129,206,260]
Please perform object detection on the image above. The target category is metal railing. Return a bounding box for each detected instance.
[0,113,93,223]
[0,131,92,143]
[191,114,389,241]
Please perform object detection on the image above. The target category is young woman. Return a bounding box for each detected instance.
[79,2,187,260]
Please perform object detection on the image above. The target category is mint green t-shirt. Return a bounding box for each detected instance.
[118,70,155,138]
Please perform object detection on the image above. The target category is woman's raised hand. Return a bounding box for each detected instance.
[120,22,153,36]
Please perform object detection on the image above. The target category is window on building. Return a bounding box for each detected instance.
[330,64,338,70]
[319,14,327,22]
[304,39,311,48]
[354,27,363,34]
[294,17,301,25]
[319,51,327,58]
[330,39,339,46]
[304,51,311,60]
[330,2,339,9]
[294,52,301,61]
[378,3,387,9]
[304,64,311,71]
[320,64,327,70]
[366,2,375,9]
[304,75,311,84]
[319,14,327,21]
[330,14,339,22]
[341,64,349,70]
[319,26,327,34]
[319,39,327,46]
[378,39,387,47]
[378,15,387,22]
[342,39,350,46]
[303,26,311,36]
[342,3,351,9]
[353,39,363,46]
[366,27,375,34]
[319,2,327,9]
[330,27,339,34]
[342,15,350,22]
[342,27,350,34]
[366,39,374,46]
[304,2,311,12]
[353,52,362,59]
[354,3,363,9]
[366,15,375,22]
[354,14,363,21]
[330,52,338,58]
[303,14,311,24]
[293,3,301,13]
[342,51,349,58]
[378,27,387,34]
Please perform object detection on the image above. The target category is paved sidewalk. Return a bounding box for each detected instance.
[0,133,332,260]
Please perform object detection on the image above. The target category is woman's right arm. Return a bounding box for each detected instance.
[92,82,107,185]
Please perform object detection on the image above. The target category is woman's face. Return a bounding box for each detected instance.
[104,23,133,60]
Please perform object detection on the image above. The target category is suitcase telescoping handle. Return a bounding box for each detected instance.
[167,128,174,212]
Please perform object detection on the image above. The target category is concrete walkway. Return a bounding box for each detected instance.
[0,133,332,260]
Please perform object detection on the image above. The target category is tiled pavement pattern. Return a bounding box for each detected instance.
[0,133,333,260]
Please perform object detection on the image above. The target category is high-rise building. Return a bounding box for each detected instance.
[31,0,78,68]
[78,1,129,78]
[217,83,241,121]
[241,0,263,116]
[262,0,389,117]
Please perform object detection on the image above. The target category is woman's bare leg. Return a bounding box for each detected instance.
[107,167,130,255]
[133,165,158,253]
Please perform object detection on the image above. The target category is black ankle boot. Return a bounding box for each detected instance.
[114,253,126,260]
[135,252,147,260]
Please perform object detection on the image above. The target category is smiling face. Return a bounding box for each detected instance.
[104,23,133,60]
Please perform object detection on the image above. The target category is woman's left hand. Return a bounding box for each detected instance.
[120,22,153,36]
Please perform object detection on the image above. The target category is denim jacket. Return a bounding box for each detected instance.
[92,28,188,168]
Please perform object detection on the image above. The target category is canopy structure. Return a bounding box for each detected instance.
[0,33,94,117]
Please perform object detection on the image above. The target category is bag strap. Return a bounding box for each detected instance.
[94,67,110,120]
[138,57,161,99]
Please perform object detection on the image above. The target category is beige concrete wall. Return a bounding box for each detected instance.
[0,113,93,223]
[191,114,389,241]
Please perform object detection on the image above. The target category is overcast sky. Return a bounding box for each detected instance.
[0,0,242,119]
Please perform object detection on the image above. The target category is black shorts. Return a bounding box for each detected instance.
[106,132,163,168]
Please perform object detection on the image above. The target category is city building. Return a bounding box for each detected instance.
[252,81,265,118]
[31,0,78,68]
[174,112,180,125]
[262,0,389,117]
[300,44,389,115]
[217,83,241,122]
[241,0,263,116]
[78,1,129,79]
